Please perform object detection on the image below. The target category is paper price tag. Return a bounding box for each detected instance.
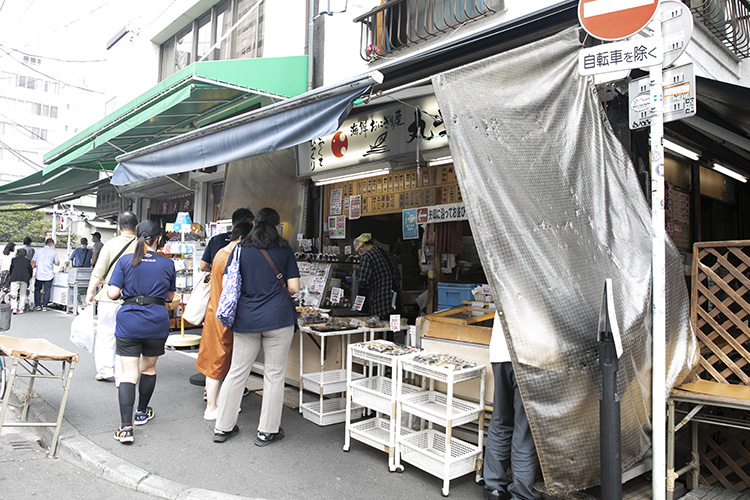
[330,287,344,304]
[390,314,401,332]
[353,295,366,311]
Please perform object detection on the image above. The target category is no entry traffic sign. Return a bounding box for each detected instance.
[579,0,661,40]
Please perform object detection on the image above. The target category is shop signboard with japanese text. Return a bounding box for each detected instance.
[297,95,448,176]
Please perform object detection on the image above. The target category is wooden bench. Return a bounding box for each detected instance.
[667,241,750,498]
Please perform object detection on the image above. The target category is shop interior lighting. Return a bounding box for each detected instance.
[426,156,453,167]
[712,163,748,183]
[663,139,700,161]
[312,165,392,186]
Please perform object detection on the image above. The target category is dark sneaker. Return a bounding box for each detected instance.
[213,425,239,443]
[114,426,134,444]
[255,428,285,447]
[133,407,154,426]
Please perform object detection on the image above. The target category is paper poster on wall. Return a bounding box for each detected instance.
[402,208,419,239]
[330,188,342,216]
[328,215,346,239]
[349,195,361,220]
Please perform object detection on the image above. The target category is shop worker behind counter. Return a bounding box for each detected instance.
[353,233,402,326]
[199,208,254,271]
[106,219,176,444]
[86,212,139,382]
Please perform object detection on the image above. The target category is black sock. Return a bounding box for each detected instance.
[137,373,156,412]
[118,382,136,427]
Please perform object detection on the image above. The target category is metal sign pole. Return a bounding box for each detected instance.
[649,18,667,500]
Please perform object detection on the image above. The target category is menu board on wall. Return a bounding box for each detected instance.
[324,165,462,218]
[666,184,690,252]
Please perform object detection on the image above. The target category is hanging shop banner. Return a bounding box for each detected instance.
[349,195,361,219]
[330,188,342,215]
[150,194,194,215]
[298,95,449,176]
[402,208,419,239]
[328,215,346,239]
[96,185,121,217]
[417,202,467,223]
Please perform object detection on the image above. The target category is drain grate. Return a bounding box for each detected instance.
[9,439,40,451]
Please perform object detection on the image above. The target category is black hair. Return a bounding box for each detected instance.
[231,208,254,225]
[3,242,15,255]
[119,211,138,231]
[23,236,31,245]
[231,222,252,241]
[45,238,54,246]
[80,238,88,246]
[92,232,101,240]
[130,235,159,267]
[16,248,26,258]
[241,207,288,249]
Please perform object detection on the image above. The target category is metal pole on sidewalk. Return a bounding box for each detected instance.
[600,326,622,500]
[649,18,667,500]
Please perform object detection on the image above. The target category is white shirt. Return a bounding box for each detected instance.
[32,245,59,281]
[489,311,511,363]
[0,253,12,272]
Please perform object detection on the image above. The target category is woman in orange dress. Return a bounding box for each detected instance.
[196,223,251,420]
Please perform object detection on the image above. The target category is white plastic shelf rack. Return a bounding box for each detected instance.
[299,325,367,426]
[396,355,486,497]
[344,340,421,472]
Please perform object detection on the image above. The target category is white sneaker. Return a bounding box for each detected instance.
[204,407,218,420]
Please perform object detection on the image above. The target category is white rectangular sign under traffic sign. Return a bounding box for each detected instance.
[629,63,696,130]
[579,37,663,76]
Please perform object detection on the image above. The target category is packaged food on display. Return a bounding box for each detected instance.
[411,353,478,370]
[352,339,421,356]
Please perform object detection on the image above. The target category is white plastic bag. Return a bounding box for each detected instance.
[182,270,211,325]
[70,305,96,353]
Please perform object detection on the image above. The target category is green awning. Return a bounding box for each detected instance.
[0,167,110,207]
[42,56,309,174]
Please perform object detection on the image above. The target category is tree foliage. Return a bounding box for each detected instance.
[0,204,51,243]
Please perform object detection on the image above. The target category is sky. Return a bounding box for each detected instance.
[0,0,156,93]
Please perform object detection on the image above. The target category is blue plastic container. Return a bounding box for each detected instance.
[437,282,479,309]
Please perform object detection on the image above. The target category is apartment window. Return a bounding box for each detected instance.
[0,122,5,134]
[50,106,58,119]
[196,14,212,61]
[234,0,264,59]
[32,102,42,115]
[214,0,233,61]
[159,0,265,80]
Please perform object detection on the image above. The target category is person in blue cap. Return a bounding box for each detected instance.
[106,219,176,444]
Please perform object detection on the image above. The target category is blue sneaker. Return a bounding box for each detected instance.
[133,407,154,426]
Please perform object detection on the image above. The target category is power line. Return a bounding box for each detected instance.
[0,43,106,63]
[0,138,44,171]
[0,46,104,94]
[0,111,55,144]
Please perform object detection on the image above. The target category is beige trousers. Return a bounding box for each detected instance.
[215,325,294,434]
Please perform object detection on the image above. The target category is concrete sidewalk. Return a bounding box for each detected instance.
[1,309,484,500]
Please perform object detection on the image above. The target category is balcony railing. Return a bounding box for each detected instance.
[354,0,503,61]
[686,0,750,58]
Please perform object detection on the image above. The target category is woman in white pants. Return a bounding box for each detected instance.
[213,208,300,447]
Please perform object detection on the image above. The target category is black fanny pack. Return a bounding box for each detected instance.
[122,295,165,306]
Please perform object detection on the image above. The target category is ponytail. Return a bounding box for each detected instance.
[130,236,159,266]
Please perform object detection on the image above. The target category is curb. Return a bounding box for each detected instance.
[6,380,265,500]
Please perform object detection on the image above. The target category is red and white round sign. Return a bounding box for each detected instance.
[579,0,661,41]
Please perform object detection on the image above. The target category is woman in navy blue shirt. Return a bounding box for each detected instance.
[213,207,300,446]
[107,220,176,444]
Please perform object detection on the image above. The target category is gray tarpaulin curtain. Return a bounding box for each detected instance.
[432,27,697,493]
[111,87,368,186]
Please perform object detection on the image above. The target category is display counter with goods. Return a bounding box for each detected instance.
[344,340,422,472]
[417,302,495,405]
[396,353,486,497]
[294,259,360,316]
[160,236,205,347]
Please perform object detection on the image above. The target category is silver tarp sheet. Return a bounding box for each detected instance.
[432,27,697,493]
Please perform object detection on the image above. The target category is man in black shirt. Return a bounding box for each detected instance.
[199,208,254,271]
